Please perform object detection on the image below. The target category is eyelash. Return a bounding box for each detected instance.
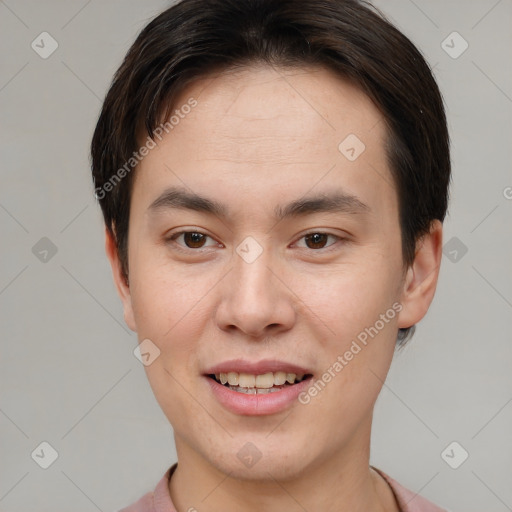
[166,230,346,254]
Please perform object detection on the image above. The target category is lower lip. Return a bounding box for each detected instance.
[204,375,313,416]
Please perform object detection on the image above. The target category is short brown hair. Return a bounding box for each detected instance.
[91,0,451,347]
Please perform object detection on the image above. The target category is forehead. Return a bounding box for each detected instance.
[133,63,397,222]
[170,63,385,157]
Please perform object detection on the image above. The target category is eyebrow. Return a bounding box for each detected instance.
[147,186,370,220]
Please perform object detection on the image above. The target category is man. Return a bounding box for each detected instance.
[91,0,450,510]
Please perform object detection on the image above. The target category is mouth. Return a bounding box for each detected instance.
[203,359,315,415]
[207,371,313,394]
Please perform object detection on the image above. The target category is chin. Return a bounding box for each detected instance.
[204,435,315,482]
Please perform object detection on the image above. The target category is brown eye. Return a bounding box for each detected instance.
[169,231,217,250]
[182,232,207,248]
[304,233,330,249]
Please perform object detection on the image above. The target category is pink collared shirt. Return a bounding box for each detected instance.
[118,463,449,512]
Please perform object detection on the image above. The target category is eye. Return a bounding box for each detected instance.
[295,232,343,251]
[166,230,345,253]
[167,230,219,250]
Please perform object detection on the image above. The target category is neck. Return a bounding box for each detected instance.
[169,418,399,512]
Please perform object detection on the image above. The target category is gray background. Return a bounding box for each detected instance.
[1,1,511,511]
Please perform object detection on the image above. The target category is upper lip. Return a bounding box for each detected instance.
[204,359,312,376]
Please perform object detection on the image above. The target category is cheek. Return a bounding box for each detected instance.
[292,259,400,396]
[290,258,401,338]
[129,264,213,425]
[131,267,205,335]
[295,268,398,437]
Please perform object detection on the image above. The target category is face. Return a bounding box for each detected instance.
[107,64,441,480]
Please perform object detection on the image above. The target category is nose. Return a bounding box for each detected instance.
[214,243,296,339]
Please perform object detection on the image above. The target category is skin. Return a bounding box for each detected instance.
[106,63,443,512]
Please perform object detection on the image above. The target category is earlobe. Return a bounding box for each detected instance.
[397,220,443,330]
[104,226,137,332]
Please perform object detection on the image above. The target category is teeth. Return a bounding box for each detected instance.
[273,371,287,385]
[255,372,274,388]
[238,373,255,388]
[214,371,307,388]
[226,385,284,394]
[227,372,239,386]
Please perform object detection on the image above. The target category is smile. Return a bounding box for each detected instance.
[208,371,311,394]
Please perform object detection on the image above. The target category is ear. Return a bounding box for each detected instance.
[397,220,443,330]
[104,226,137,332]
